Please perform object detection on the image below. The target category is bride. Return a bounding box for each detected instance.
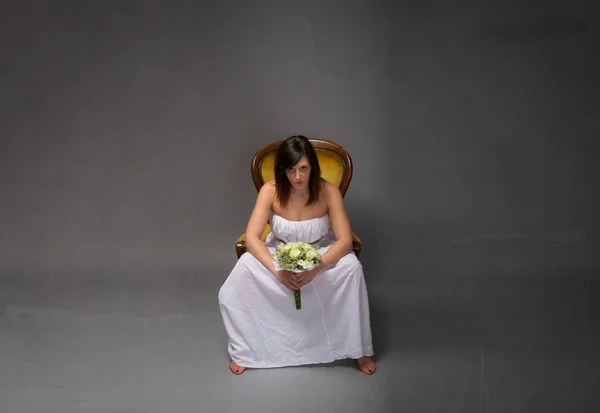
[218,135,376,375]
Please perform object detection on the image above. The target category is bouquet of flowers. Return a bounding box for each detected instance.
[272,241,322,310]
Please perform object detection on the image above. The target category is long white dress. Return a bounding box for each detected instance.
[218,212,374,368]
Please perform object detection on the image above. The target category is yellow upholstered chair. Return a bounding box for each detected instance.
[235,138,362,259]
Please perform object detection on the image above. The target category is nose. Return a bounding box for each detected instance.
[295,171,301,180]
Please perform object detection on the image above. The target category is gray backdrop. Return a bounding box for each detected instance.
[1,0,599,412]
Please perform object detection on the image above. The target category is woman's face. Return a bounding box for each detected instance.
[285,156,311,189]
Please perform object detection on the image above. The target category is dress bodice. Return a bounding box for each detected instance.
[267,212,332,245]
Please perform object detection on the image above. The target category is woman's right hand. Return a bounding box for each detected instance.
[274,270,300,291]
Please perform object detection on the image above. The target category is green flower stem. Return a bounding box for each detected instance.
[295,289,301,310]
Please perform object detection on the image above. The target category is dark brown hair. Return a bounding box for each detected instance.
[274,135,325,208]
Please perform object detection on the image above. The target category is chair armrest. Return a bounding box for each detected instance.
[352,232,361,258]
[235,224,272,259]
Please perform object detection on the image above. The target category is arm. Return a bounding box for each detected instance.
[294,182,355,288]
[244,182,279,275]
[245,182,300,291]
[318,182,354,269]
[295,183,353,287]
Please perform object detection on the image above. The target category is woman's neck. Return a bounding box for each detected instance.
[289,187,310,199]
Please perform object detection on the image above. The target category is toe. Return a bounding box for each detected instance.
[358,357,376,375]
[229,362,246,375]
[229,362,241,374]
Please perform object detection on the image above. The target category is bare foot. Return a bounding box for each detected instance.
[357,356,376,375]
[229,361,247,375]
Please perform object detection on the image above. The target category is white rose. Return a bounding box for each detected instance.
[289,248,301,260]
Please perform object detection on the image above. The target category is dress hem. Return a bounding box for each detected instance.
[229,349,375,369]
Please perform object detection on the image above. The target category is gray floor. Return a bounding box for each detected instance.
[1,242,598,413]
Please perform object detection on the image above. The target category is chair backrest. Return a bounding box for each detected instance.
[251,138,353,197]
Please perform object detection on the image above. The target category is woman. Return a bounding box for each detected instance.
[218,135,376,375]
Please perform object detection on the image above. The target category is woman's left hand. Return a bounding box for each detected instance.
[295,266,321,288]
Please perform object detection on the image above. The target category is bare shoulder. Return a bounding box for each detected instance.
[262,180,276,191]
[321,180,342,201]
[258,180,276,201]
[321,179,352,240]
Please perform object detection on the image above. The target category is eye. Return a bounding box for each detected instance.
[301,166,308,171]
